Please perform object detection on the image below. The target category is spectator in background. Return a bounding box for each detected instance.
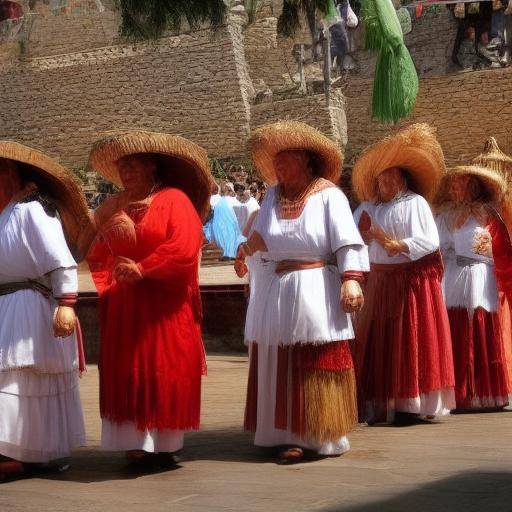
[451,1,494,67]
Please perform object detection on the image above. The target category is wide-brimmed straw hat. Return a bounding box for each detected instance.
[88,130,215,220]
[472,137,512,177]
[351,123,446,203]
[249,121,343,185]
[0,141,93,261]
[436,165,507,206]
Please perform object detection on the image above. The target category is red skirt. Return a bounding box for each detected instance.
[355,252,455,422]
[245,341,357,443]
[448,307,509,409]
[98,278,206,432]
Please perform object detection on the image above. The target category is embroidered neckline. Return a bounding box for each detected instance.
[277,177,335,220]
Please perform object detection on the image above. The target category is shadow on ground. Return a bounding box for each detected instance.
[324,471,512,512]
[34,428,266,484]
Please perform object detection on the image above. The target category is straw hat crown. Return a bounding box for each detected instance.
[436,165,507,206]
[249,121,343,185]
[88,130,215,220]
[0,140,93,261]
[472,137,512,177]
[352,123,446,203]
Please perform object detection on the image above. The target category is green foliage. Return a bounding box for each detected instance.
[277,0,336,37]
[210,158,228,181]
[118,0,228,40]
[71,166,88,184]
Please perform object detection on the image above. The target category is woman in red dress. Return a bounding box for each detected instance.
[86,131,214,468]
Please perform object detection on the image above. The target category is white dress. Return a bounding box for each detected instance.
[353,192,440,264]
[437,213,498,313]
[0,201,85,463]
[354,192,455,419]
[249,186,369,454]
[233,197,260,233]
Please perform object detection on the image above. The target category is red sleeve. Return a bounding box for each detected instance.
[489,216,512,303]
[86,236,115,296]
[138,189,203,281]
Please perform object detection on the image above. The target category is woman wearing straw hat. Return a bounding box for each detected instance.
[0,142,91,481]
[236,121,369,463]
[436,165,512,410]
[86,131,213,468]
[352,123,456,426]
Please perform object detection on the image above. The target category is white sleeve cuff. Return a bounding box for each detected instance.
[336,245,370,273]
[50,266,78,297]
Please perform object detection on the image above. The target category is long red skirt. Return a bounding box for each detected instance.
[355,252,455,423]
[245,341,358,443]
[448,307,509,409]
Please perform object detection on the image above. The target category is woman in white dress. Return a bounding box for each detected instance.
[436,165,512,410]
[236,121,369,463]
[0,142,92,481]
[352,124,456,425]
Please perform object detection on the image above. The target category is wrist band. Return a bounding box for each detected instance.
[56,293,78,307]
[342,271,365,283]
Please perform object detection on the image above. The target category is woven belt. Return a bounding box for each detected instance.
[0,281,51,298]
[456,255,486,267]
[275,259,328,275]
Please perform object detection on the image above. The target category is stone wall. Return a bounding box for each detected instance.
[343,67,512,166]
[0,11,253,168]
[244,15,312,91]
[252,88,347,146]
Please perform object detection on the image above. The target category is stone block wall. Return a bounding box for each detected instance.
[251,88,347,147]
[343,67,512,167]
[0,12,253,168]
[243,16,312,91]
[24,9,119,57]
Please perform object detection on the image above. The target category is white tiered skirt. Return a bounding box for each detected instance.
[0,369,85,462]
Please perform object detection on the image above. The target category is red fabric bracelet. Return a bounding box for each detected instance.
[56,293,78,307]
[342,271,365,283]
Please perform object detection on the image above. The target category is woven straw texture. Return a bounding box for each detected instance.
[0,140,93,261]
[351,123,445,203]
[436,165,507,206]
[472,137,512,181]
[88,130,215,220]
[249,121,343,185]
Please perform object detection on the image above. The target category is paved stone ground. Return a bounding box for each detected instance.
[2,355,512,512]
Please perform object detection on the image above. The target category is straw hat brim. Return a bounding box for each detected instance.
[250,121,343,185]
[352,123,446,203]
[0,141,93,262]
[88,131,215,221]
[436,165,507,205]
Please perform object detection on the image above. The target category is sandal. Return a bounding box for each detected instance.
[0,460,25,483]
[278,447,304,465]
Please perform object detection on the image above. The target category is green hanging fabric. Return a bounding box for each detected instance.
[361,0,419,123]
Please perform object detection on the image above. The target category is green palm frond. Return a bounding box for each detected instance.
[277,0,336,37]
[119,0,228,40]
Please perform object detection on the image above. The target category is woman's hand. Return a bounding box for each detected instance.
[381,238,409,257]
[473,229,493,257]
[53,306,76,338]
[341,279,364,313]
[114,257,143,283]
[234,257,248,278]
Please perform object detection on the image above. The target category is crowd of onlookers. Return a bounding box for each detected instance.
[451,0,512,69]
